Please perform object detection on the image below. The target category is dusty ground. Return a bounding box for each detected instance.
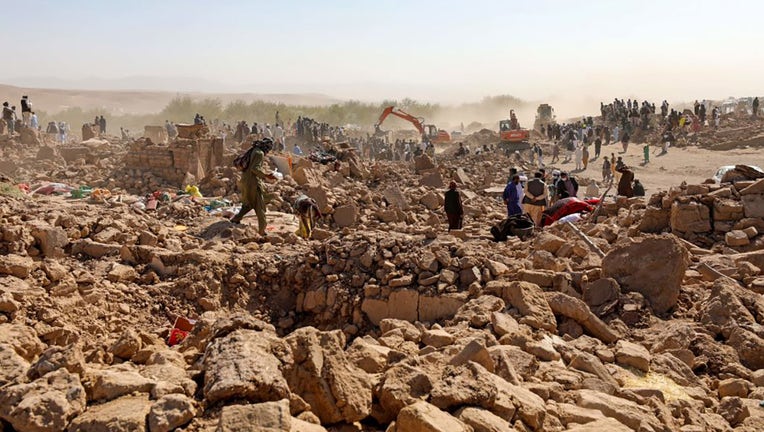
[556,145,762,194]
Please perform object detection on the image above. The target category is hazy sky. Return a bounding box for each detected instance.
[3,0,763,104]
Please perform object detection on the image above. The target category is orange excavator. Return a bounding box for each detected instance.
[375,106,451,144]
[499,109,531,150]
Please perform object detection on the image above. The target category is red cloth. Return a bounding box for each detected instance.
[541,197,595,227]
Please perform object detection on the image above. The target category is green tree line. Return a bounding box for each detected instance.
[39,94,529,137]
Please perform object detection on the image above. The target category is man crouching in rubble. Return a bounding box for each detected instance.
[293,194,321,239]
[231,138,276,234]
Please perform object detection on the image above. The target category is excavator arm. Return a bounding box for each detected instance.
[375,106,425,135]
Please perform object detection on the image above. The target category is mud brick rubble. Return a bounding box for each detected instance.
[1,127,764,432]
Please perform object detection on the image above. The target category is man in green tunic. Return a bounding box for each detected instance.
[231,139,276,234]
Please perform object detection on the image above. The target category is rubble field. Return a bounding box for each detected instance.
[1,123,764,432]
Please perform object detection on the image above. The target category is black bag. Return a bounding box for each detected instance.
[490,214,534,242]
[233,146,256,171]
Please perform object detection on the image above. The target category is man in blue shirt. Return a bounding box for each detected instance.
[503,174,523,217]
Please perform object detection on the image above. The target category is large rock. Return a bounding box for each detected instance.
[698,278,757,333]
[292,167,321,186]
[148,394,196,432]
[396,401,472,432]
[376,359,441,423]
[637,206,669,233]
[29,343,86,379]
[489,281,556,332]
[88,365,155,402]
[420,191,441,210]
[347,337,391,373]
[0,369,86,432]
[0,324,45,361]
[453,295,504,328]
[284,327,372,424]
[544,292,619,343]
[614,340,651,372]
[68,395,152,432]
[418,294,466,322]
[430,362,497,410]
[29,223,69,258]
[726,230,750,246]
[727,327,764,370]
[496,380,547,430]
[742,194,764,218]
[714,199,745,221]
[582,278,620,308]
[601,235,689,314]
[305,185,330,214]
[109,329,143,359]
[456,406,512,432]
[574,389,660,431]
[333,204,358,227]
[203,329,292,404]
[383,186,410,210]
[0,344,28,387]
[420,171,445,188]
[565,418,632,432]
[414,154,437,173]
[670,201,711,233]
[533,232,566,254]
[0,254,34,278]
[217,400,290,432]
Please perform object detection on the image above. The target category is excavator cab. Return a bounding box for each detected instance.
[499,119,531,150]
[375,106,450,146]
[424,124,451,144]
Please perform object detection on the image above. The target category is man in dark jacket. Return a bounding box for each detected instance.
[632,179,645,197]
[444,181,464,231]
[617,167,635,197]
[20,96,32,126]
[555,172,578,200]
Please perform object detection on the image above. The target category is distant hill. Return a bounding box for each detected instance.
[0,83,342,115]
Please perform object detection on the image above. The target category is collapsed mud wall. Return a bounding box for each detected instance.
[123,138,225,186]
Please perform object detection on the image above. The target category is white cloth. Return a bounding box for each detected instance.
[515,183,523,209]
[557,213,583,224]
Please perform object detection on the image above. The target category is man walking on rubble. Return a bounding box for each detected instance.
[2,102,14,135]
[602,156,612,182]
[523,172,548,226]
[20,96,32,127]
[444,181,464,231]
[230,138,277,235]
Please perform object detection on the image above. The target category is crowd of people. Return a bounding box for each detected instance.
[2,96,38,136]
